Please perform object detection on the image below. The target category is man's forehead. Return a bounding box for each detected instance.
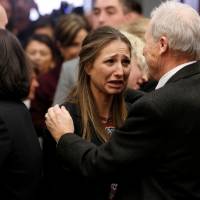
[94,0,122,9]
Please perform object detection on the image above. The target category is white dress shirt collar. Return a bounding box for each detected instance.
[155,61,197,90]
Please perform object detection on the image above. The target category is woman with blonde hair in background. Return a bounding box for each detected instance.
[120,31,148,91]
[120,16,158,91]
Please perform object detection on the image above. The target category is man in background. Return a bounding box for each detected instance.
[92,0,142,29]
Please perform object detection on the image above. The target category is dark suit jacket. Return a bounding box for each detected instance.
[56,61,200,200]
[124,88,145,104]
[0,97,42,200]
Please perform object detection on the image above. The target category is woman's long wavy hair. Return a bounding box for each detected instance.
[68,26,132,142]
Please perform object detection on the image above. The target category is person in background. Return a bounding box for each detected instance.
[120,17,149,42]
[120,31,148,91]
[92,0,143,29]
[24,34,56,75]
[0,29,42,200]
[0,3,8,28]
[0,0,12,29]
[44,26,136,200]
[12,0,39,46]
[23,65,39,108]
[53,14,89,105]
[83,0,94,28]
[120,18,158,91]
[0,0,11,19]
[46,1,200,199]
[53,57,79,105]
[55,14,89,61]
[32,16,55,40]
[53,0,143,105]
[25,34,61,137]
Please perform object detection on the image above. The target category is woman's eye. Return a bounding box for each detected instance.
[122,59,131,66]
[105,59,115,64]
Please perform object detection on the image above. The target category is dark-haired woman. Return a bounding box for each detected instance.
[25,34,62,138]
[24,34,57,75]
[0,29,42,200]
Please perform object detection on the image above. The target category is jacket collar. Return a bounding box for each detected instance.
[166,60,200,84]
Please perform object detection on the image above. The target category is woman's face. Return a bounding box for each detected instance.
[87,40,131,97]
[25,40,55,74]
[60,28,88,61]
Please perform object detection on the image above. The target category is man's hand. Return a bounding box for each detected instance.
[45,105,74,143]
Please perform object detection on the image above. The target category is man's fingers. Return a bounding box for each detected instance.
[53,104,62,114]
[48,106,58,121]
[61,106,70,117]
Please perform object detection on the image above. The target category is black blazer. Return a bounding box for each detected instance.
[43,102,111,200]
[0,97,42,200]
[56,61,200,200]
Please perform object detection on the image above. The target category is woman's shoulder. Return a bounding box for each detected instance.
[61,101,80,118]
[61,101,82,136]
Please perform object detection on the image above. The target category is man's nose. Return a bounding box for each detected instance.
[98,11,107,25]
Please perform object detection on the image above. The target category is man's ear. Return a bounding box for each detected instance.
[159,36,168,55]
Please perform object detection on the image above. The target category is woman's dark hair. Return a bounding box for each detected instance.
[55,13,89,47]
[0,29,31,99]
[24,34,57,60]
[32,15,54,32]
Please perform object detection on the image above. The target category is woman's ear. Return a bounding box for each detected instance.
[85,64,92,75]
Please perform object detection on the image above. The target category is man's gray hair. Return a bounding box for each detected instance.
[150,1,200,59]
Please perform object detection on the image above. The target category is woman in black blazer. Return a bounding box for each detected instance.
[0,29,42,200]
[43,26,142,200]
